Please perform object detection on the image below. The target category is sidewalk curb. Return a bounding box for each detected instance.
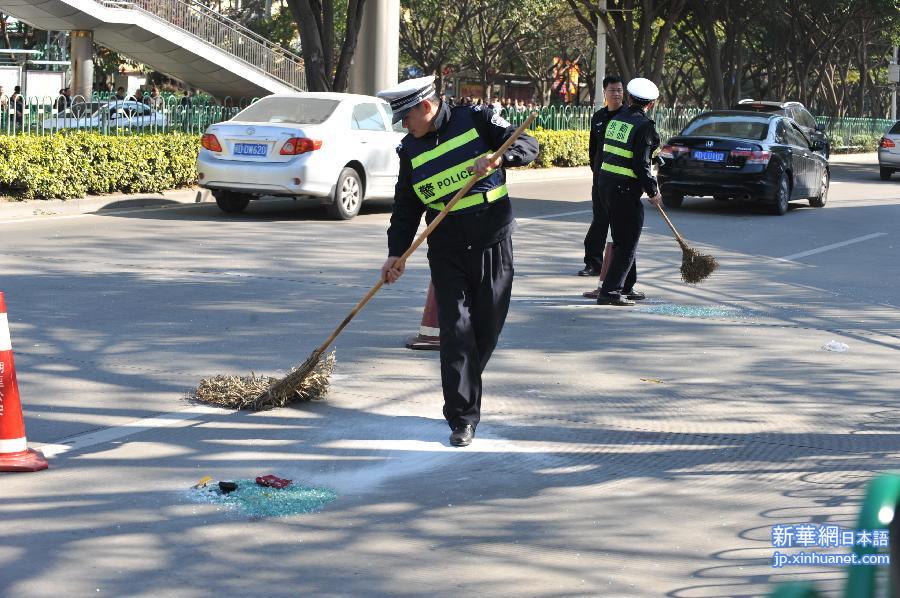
[506,166,592,184]
[827,152,878,164]
[1,187,208,219]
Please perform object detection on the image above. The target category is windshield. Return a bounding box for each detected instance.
[682,115,770,141]
[232,97,339,124]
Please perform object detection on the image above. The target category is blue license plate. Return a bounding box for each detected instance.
[234,143,268,156]
[692,149,726,162]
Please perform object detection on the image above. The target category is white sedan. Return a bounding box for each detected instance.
[196,92,405,218]
[41,100,167,132]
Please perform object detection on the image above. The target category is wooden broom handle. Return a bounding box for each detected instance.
[312,111,539,356]
[655,202,688,245]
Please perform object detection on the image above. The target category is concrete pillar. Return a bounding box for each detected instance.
[349,0,399,96]
[70,30,93,99]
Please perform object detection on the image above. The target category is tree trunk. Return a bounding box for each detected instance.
[286,0,367,92]
[332,0,365,92]
[288,0,330,91]
[857,26,867,117]
[322,0,333,79]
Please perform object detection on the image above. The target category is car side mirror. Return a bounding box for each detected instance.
[810,139,825,151]
[816,123,826,132]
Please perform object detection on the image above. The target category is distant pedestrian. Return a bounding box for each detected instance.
[147,86,164,110]
[11,85,24,127]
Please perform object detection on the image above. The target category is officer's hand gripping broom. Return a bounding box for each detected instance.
[192,112,539,410]
[654,203,719,284]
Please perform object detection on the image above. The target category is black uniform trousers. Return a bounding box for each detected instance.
[599,180,643,298]
[428,237,514,430]
[582,174,610,270]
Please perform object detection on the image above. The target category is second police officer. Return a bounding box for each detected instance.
[579,75,625,280]
[595,77,663,306]
[376,76,539,447]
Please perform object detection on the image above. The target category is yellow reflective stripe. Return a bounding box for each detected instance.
[430,184,508,212]
[431,194,485,212]
[410,128,480,169]
[484,184,508,202]
[600,163,637,178]
[603,143,633,158]
[413,153,490,204]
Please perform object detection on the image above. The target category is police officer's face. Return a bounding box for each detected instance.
[604,83,624,109]
[402,100,437,139]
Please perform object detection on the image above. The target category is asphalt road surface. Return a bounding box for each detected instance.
[1,155,898,597]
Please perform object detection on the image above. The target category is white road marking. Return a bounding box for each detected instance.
[37,405,226,457]
[778,232,887,261]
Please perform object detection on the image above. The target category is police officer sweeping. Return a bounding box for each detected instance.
[595,77,662,306]
[377,76,539,447]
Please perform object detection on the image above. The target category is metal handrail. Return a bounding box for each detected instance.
[101,0,306,91]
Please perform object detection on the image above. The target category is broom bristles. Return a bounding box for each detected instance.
[191,350,336,411]
[678,240,719,284]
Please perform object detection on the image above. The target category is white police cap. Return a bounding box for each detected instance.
[627,77,659,102]
[376,75,436,123]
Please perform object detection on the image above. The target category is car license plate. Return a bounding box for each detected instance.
[692,149,726,162]
[234,143,268,156]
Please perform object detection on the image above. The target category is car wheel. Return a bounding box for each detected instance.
[662,192,684,208]
[327,167,363,220]
[809,170,829,208]
[770,172,790,215]
[213,190,251,213]
[880,167,894,181]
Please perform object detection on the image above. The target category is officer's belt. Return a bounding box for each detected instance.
[428,184,508,212]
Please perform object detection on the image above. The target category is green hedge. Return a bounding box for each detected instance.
[533,129,882,159]
[829,134,881,154]
[0,133,199,200]
[2,127,876,200]
[531,130,590,168]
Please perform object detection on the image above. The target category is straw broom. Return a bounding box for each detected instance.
[654,203,719,284]
[192,112,539,410]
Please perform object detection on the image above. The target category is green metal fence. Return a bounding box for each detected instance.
[0,96,894,146]
[500,104,707,139]
[815,116,896,148]
[0,94,256,136]
[500,105,896,148]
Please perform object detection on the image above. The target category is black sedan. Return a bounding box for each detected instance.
[657,111,830,215]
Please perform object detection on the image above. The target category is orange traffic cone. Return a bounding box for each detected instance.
[0,292,48,472]
[406,281,440,350]
[583,242,614,299]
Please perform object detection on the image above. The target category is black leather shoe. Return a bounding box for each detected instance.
[577,266,600,277]
[624,290,646,301]
[596,295,636,306]
[450,424,475,447]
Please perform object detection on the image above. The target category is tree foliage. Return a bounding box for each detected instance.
[399,0,478,92]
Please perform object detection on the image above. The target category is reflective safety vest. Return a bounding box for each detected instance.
[402,107,508,213]
[599,108,649,181]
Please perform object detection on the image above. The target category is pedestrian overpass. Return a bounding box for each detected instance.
[0,0,305,99]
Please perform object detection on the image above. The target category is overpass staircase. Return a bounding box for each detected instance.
[0,0,306,98]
